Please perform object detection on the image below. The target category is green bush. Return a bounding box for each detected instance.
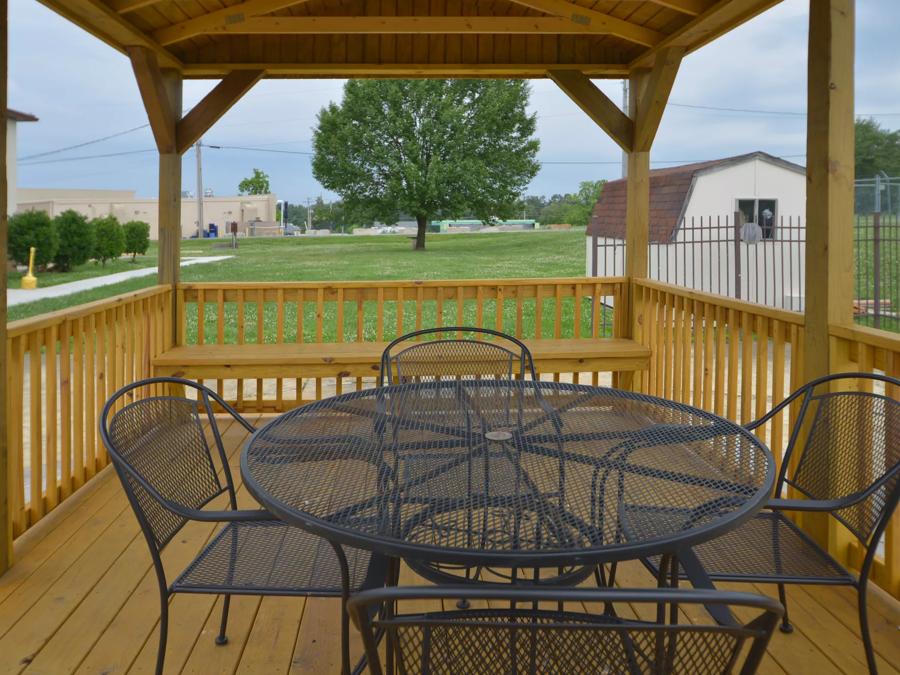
[91,215,125,266]
[7,210,58,270]
[53,209,95,271]
[122,220,150,261]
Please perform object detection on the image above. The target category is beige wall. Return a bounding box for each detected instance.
[15,189,277,239]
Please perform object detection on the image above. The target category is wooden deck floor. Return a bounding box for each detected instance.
[2,415,899,675]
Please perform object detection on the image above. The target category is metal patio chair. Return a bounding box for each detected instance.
[379,328,593,591]
[643,372,900,675]
[100,376,387,675]
[349,586,783,675]
[378,326,537,386]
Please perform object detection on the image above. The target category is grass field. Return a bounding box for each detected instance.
[8,231,587,321]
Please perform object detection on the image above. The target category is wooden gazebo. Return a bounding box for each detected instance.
[3,0,895,656]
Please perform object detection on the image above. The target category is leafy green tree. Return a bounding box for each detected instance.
[538,180,605,227]
[238,168,271,195]
[313,79,540,249]
[8,210,58,270]
[856,118,900,179]
[122,220,150,261]
[52,209,94,271]
[91,215,125,266]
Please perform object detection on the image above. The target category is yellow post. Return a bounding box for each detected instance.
[20,247,37,290]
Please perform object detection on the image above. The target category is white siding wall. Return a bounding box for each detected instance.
[7,120,17,215]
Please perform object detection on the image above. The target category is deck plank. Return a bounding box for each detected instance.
[0,415,896,675]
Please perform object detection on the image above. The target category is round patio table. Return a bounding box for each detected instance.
[241,380,774,673]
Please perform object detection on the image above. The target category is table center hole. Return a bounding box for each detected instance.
[485,430,513,442]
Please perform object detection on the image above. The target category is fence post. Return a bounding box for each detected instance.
[873,211,881,329]
[733,211,742,300]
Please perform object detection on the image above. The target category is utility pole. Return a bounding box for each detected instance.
[195,139,204,238]
[306,197,312,232]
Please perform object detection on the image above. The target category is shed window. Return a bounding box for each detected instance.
[737,199,777,239]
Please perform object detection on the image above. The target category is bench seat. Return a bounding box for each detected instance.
[152,338,650,380]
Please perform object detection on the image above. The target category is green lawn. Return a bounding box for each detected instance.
[9,231,588,322]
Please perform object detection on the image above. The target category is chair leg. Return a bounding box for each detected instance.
[216,595,231,645]
[777,584,793,634]
[858,583,878,675]
[156,592,169,675]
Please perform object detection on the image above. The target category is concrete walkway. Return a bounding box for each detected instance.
[7,255,233,306]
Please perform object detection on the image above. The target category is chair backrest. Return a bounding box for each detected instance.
[99,377,254,551]
[379,327,536,386]
[349,587,782,675]
[775,372,900,544]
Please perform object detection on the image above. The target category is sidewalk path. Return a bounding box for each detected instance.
[7,256,233,307]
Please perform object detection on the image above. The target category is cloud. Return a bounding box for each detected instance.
[10,0,900,202]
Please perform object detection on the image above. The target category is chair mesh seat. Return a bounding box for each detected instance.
[173,520,383,595]
[666,511,852,583]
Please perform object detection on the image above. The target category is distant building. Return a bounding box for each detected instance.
[6,109,39,214]
[587,152,808,311]
[16,188,277,239]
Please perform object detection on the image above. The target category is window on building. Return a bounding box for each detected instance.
[736,199,778,239]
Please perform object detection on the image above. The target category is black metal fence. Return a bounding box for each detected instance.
[588,213,899,332]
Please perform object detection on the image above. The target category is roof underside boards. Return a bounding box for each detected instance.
[37,0,783,78]
[587,151,804,242]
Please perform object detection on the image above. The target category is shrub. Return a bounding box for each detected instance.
[122,220,150,261]
[91,215,125,266]
[53,210,95,271]
[7,210,58,270]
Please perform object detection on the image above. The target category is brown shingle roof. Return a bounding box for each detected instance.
[587,152,803,243]
[7,109,38,122]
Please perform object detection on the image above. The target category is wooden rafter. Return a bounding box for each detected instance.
[626,0,707,15]
[180,62,631,78]
[38,0,180,68]
[633,47,683,151]
[502,0,665,47]
[193,15,659,37]
[548,70,633,152]
[109,0,162,13]
[176,70,264,154]
[128,46,176,154]
[631,0,782,68]
[153,0,313,46]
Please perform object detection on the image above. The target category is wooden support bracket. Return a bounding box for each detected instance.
[634,47,683,152]
[128,46,176,154]
[548,70,634,152]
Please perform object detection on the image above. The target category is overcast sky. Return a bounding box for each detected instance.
[9,0,900,204]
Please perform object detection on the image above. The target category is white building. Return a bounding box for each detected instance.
[16,188,278,240]
[6,109,38,214]
[586,152,807,311]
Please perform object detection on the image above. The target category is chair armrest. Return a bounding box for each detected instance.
[767,497,844,512]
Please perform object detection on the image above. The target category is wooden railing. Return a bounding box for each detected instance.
[177,277,627,410]
[633,279,806,471]
[5,286,173,537]
[828,323,900,598]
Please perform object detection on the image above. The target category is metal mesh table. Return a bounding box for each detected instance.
[242,381,775,569]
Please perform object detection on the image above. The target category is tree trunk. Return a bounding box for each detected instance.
[415,214,428,250]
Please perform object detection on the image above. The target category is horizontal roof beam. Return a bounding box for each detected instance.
[179,63,630,78]
[502,0,665,47]
[154,0,313,46]
[193,15,660,37]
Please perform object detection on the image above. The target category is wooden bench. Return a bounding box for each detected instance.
[152,338,650,382]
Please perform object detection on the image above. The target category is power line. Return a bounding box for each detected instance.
[17,123,150,161]
[19,148,156,166]
[206,144,314,155]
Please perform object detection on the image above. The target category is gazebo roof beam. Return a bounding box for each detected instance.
[620,0,707,15]
[491,0,665,47]
[190,15,661,39]
[110,0,163,14]
[154,0,313,46]
[631,0,782,68]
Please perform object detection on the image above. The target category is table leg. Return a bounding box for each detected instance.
[328,541,353,675]
[677,548,738,627]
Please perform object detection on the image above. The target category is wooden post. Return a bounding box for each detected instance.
[802,0,855,548]
[157,71,182,345]
[1,0,10,574]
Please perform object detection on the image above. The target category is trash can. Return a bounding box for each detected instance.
[208,223,218,238]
